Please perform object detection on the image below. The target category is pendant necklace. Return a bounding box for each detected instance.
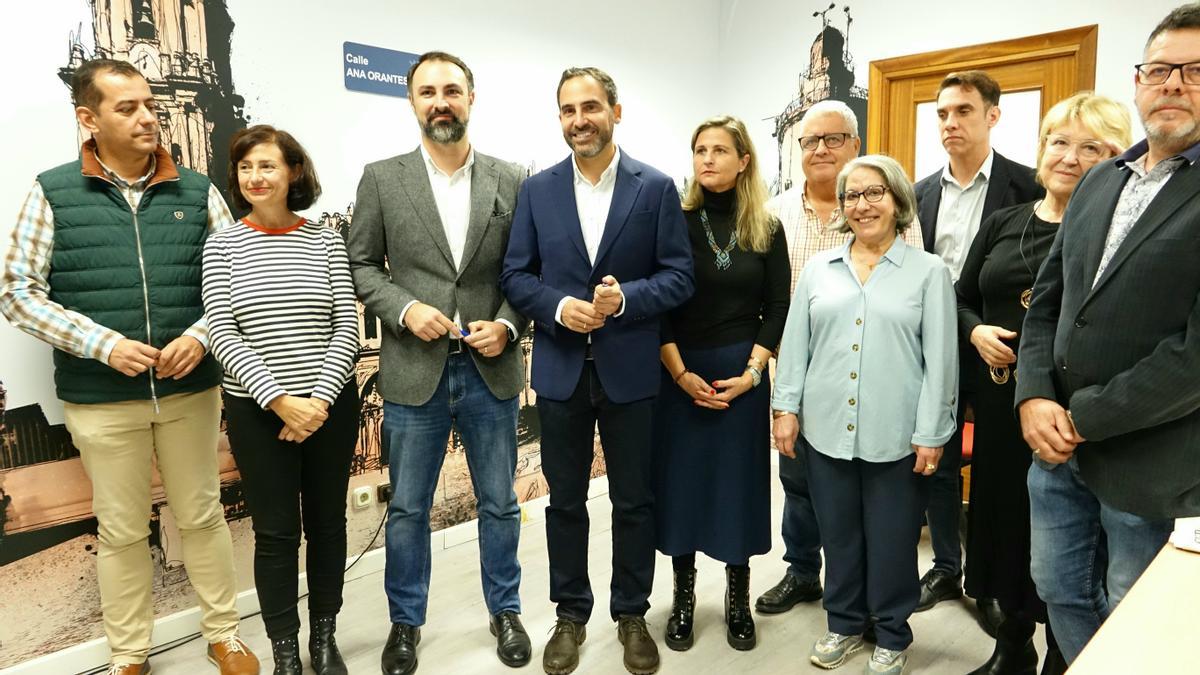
[701,209,737,271]
[1017,202,1041,310]
[993,202,1047,386]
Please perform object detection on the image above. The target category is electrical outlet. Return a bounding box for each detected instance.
[352,486,372,509]
[377,482,393,504]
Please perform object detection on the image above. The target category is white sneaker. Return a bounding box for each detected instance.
[810,631,865,669]
[865,646,907,674]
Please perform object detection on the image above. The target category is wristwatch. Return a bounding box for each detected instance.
[745,365,762,387]
[772,409,793,419]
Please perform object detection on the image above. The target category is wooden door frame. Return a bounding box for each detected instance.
[866,25,1098,177]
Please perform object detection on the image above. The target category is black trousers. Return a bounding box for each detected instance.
[538,361,656,622]
[224,383,358,639]
[806,441,929,651]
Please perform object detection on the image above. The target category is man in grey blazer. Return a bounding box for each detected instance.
[347,51,531,675]
[1016,4,1200,663]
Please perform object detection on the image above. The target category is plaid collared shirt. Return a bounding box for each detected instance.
[1,151,235,364]
[768,181,925,294]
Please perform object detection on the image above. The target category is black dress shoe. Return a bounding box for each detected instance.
[617,615,660,675]
[271,634,302,675]
[665,568,697,651]
[544,618,586,675]
[381,623,420,675]
[754,573,823,614]
[914,568,963,612]
[310,615,348,675]
[976,598,1005,639]
[489,611,532,667]
[724,566,756,651]
[964,619,1041,672]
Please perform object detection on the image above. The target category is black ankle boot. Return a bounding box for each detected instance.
[967,614,1037,675]
[271,634,302,675]
[724,566,756,650]
[309,615,348,675]
[665,567,697,651]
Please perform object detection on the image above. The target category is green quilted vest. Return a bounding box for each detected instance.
[38,151,222,404]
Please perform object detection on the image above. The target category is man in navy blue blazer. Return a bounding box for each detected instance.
[501,66,693,675]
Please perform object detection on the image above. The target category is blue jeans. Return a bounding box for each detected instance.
[1027,457,1172,663]
[382,353,522,626]
[778,450,822,582]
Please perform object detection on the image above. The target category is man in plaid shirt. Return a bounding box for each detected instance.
[755,100,923,615]
[1,59,259,675]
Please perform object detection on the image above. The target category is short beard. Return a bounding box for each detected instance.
[1142,97,1200,155]
[565,125,612,158]
[1145,117,1200,152]
[423,117,467,145]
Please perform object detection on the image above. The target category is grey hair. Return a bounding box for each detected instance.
[799,100,859,137]
[835,154,917,234]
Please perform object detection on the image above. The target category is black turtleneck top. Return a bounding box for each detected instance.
[663,187,791,350]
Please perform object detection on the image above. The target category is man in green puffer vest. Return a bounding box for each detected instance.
[0,59,260,675]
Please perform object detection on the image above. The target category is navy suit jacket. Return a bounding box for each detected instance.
[500,152,694,403]
[914,150,1043,254]
[1016,141,1200,518]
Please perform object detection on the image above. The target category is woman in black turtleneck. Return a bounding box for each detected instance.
[654,115,790,652]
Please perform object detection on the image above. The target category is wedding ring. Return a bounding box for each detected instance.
[925,463,937,471]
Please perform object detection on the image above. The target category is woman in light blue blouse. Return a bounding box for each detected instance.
[771,154,957,675]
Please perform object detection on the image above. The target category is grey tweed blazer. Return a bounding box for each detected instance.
[348,148,528,406]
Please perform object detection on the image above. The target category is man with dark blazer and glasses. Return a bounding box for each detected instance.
[1016,3,1200,663]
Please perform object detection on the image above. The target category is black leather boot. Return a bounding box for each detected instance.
[967,614,1037,675]
[724,566,756,650]
[309,615,348,675]
[270,634,302,675]
[665,567,697,651]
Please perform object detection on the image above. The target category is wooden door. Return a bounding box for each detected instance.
[867,25,1098,178]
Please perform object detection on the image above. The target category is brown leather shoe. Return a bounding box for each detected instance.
[207,635,261,675]
[106,662,152,675]
[616,616,659,675]
[543,618,586,675]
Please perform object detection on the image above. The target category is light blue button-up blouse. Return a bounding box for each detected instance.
[771,235,958,462]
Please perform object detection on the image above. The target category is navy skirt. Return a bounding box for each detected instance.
[652,340,772,564]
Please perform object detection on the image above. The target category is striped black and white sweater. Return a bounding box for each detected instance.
[201,218,359,408]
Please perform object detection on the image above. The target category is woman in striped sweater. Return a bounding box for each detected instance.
[202,125,360,675]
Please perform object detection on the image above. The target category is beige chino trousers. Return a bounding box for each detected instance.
[62,386,239,664]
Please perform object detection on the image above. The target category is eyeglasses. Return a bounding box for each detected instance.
[1043,135,1111,162]
[1135,61,1200,85]
[799,133,852,151]
[840,185,889,206]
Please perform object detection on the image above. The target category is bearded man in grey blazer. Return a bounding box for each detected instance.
[348,51,530,675]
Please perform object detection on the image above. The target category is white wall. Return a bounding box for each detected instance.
[717,0,1181,184]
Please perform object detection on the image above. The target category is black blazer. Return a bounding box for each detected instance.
[1015,144,1200,519]
[914,150,1043,254]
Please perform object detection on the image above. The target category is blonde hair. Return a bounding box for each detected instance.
[681,115,775,253]
[1036,93,1133,173]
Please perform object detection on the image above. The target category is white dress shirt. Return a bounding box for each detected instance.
[555,147,624,326]
[398,146,515,339]
[934,149,994,282]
